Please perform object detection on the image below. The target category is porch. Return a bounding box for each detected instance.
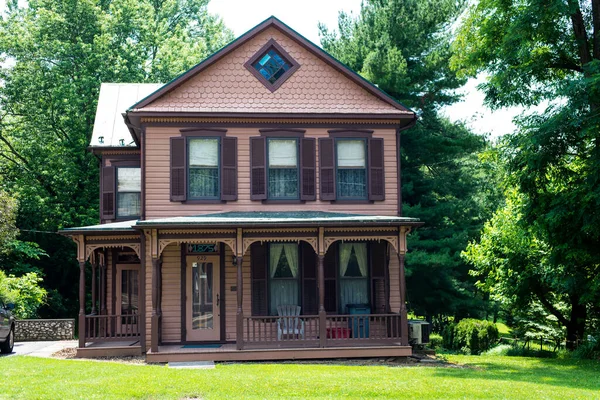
[64,211,421,361]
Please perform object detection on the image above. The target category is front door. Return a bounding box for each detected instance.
[116,264,140,334]
[186,255,220,341]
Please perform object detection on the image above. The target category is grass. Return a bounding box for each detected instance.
[1,354,599,399]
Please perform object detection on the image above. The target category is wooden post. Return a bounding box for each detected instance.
[151,257,160,353]
[78,260,86,349]
[318,254,327,348]
[91,257,97,315]
[100,251,107,315]
[236,255,244,350]
[398,252,409,346]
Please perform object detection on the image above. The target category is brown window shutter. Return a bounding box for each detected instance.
[318,138,336,200]
[221,137,237,201]
[250,242,268,316]
[301,242,318,314]
[250,136,267,200]
[368,137,385,201]
[323,242,338,313]
[101,166,115,220]
[170,137,187,202]
[300,138,316,201]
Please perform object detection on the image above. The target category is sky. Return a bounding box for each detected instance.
[207,0,522,139]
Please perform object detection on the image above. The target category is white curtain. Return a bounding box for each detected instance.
[283,244,298,278]
[339,243,352,277]
[117,168,141,192]
[268,139,297,167]
[269,244,284,278]
[270,281,299,314]
[340,280,369,313]
[353,243,368,277]
[337,140,366,167]
[189,138,219,167]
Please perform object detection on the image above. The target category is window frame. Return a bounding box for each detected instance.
[266,137,300,200]
[334,138,369,201]
[267,242,301,316]
[337,242,371,314]
[186,136,221,201]
[115,166,142,219]
[244,39,300,92]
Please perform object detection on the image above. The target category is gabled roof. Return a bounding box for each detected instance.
[90,83,162,148]
[127,16,413,116]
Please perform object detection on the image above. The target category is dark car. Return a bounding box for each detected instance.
[0,302,15,354]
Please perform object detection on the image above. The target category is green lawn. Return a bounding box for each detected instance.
[1,354,599,399]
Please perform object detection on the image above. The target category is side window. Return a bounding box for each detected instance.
[339,242,369,313]
[267,138,299,199]
[188,138,220,199]
[336,139,367,199]
[269,243,299,315]
[116,167,141,218]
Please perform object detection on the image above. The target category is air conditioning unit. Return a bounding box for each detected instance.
[408,320,430,345]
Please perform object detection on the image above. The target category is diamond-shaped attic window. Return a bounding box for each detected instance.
[244,39,300,92]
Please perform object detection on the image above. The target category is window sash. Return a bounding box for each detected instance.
[117,192,141,217]
[268,243,300,315]
[336,139,366,168]
[267,139,299,199]
[188,137,220,199]
[117,168,141,192]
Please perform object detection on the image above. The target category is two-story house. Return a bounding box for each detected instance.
[61,17,421,362]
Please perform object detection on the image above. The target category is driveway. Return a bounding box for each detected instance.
[4,340,77,358]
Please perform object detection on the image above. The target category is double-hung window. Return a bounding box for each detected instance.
[339,242,369,313]
[267,138,299,199]
[116,168,141,218]
[269,243,300,315]
[336,139,368,199]
[188,138,220,199]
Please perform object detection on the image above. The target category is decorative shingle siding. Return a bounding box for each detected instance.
[136,27,407,115]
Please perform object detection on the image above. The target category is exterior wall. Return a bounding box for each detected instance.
[145,126,398,218]
[160,243,182,343]
[138,27,405,115]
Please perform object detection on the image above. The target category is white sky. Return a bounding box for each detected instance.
[208,0,521,139]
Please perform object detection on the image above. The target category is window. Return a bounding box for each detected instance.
[188,138,220,199]
[253,49,292,84]
[336,139,367,199]
[116,167,141,217]
[269,243,299,315]
[339,243,369,313]
[267,138,299,199]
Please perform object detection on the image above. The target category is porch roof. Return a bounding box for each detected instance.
[60,219,138,234]
[133,211,421,228]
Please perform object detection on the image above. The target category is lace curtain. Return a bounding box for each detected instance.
[339,242,369,313]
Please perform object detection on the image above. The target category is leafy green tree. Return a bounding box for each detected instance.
[452,0,600,347]
[0,0,233,317]
[320,0,499,322]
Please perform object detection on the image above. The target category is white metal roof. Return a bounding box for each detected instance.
[90,83,163,147]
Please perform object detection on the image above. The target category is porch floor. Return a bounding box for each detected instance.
[147,342,412,363]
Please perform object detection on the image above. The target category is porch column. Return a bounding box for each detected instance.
[78,260,86,349]
[236,255,244,350]
[398,252,409,346]
[151,257,161,353]
[318,254,326,348]
[91,257,97,315]
[100,251,107,315]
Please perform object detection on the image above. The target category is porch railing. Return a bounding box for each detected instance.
[242,313,403,348]
[84,313,141,342]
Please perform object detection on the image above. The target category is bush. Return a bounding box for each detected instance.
[571,337,600,360]
[428,333,443,350]
[442,318,499,355]
[0,270,46,319]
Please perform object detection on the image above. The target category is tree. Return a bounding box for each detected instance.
[320,0,499,322]
[452,0,600,348]
[0,0,233,318]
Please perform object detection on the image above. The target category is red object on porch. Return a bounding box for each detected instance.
[326,327,351,339]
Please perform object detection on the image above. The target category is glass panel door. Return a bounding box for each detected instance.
[116,264,140,335]
[186,255,220,341]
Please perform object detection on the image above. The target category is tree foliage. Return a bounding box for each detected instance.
[0,0,233,318]
[320,0,499,321]
[453,0,600,347]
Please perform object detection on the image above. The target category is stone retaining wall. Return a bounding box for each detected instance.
[14,319,75,341]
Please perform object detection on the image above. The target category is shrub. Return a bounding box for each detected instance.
[442,318,499,355]
[428,333,443,350]
[0,270,47,319]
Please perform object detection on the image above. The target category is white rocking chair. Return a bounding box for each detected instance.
[277,305,305,340]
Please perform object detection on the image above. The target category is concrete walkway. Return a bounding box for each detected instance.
[8,340,77,358]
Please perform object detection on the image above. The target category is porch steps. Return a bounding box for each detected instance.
[168,361,215,369]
